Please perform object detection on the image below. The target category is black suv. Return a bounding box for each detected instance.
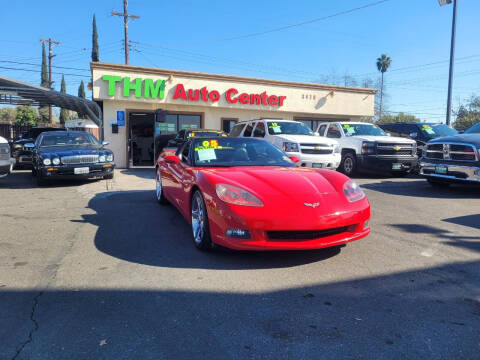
[12,127,63,168]
[379,123,458,157]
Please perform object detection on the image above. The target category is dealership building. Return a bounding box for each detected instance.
[91,62,376,168]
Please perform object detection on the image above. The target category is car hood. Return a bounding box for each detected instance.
[38,145,108,156]
[201,166,359,218]
[428,133,480,147]
[348,135,415,143]
[279,134,338,145]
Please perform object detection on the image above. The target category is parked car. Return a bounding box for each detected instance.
[464,122,480,134]
[167,129,227,148]
[155,137,370,251]
[379,122,458,156]
[420,133,480,186]
[30,131,114,185]
[11,127,63,168]
[316,122,418,176]
[0,136,14,178]
[230,119,341,169]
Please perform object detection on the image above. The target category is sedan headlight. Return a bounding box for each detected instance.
[52,157,60,165]
[106,153,114,162]
[361,141,375,154]
[216,183,263,207]
[99,155,106,162]
[42,158,51,166]
[343,180,366,202]
[282,142,299,152]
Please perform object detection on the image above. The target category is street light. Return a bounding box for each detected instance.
[439,0,457,126]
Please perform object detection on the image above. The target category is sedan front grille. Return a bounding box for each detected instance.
[267,226,349,241]
[425,143,478,162]
[61,155,99,165]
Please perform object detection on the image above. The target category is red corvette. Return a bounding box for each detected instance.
[155,137,370,251]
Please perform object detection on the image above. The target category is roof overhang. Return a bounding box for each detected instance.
[0,75,102,130]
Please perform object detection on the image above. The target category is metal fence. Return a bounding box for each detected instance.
[0,123,62,141]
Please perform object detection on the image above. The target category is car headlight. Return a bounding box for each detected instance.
[52,157,60,165]
[99,155,106,162]
[216,183,263,207]
[343,180,366,202]
[361,141,375,154]
[106,153,114,162]
[333,144,341,153]
[43,158,51,166]
[282,142,299,152]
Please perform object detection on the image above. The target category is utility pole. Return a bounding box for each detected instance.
[40,38,61,123]
[112,0,139,65]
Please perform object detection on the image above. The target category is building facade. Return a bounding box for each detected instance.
[91,62,376,168]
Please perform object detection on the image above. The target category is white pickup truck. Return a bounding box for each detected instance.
[0,136,13,178]
[230,119,341,169]
[316,121,418,176]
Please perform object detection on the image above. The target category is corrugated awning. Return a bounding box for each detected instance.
[0,75,102,131]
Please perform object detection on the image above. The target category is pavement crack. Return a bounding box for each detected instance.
[11,291,43,360]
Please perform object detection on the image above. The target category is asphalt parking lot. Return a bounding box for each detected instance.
[0,169,479,360]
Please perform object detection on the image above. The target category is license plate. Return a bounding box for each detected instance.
[392,163,402,170]
[74,167,89,174]
[435,166,447,174]
[312,163,323,168]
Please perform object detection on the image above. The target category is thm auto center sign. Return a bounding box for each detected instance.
[101,75,286,107]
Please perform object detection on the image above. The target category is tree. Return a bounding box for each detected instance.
[78,81,86,98]
[377,112,421,124]
[41,43,49,88]
[453,95,480,130]
[16,106,39,126]
[0,107,17,123]
[376,54,392,121]
[92,14,99,62]
[59,75,69,124]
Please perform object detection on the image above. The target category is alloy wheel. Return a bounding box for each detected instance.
[191,193,205,245]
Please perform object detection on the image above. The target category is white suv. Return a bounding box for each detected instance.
[230,119,341,169]
[0,136,13,178]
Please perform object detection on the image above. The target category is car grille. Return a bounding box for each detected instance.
[425,143,478,162]
[299,143,334,155]
[267,226,349,240]
[376,143,414,156]
[61,155,99,164]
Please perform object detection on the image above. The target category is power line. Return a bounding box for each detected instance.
[0,60,90,72]
[0,66,90,78]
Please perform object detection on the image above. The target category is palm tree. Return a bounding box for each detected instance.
[376,54,392,121]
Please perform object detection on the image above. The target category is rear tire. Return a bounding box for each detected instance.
[340,152,356,176]
[155,168,168,205]
[191,190,213,251]
[427,178,450,187]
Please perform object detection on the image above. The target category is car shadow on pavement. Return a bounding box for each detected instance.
[119,168,154,180]
[1,260,479,359]
[361,179,480,199]
[0,170,100,189]
[79,190,342,270]
[390,223,480,253]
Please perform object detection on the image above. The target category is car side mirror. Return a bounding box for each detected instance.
[409,132,418,138]
[101,140,110,147]
[165,155,180,164]
[289,155,300,163]
[24,143,35,150]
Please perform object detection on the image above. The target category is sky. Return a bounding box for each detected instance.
[1,0,479,123]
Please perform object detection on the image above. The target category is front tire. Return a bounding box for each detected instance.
[103,172,114,180]
[36,171,47,186]
[155,168,168,204]
[340,152,356,176]
[191,190,212,251]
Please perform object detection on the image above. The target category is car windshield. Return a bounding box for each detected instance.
[267,121,313,135]
[420,124,458,137]
[192,138,295,167]
[342,123,387,136]
[187,131,227,138]
[465,122,480,134]
[40,133,99,146]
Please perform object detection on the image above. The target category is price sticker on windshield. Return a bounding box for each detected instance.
[269,122,281,133]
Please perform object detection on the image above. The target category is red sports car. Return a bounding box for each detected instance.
[155,137,370,251]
